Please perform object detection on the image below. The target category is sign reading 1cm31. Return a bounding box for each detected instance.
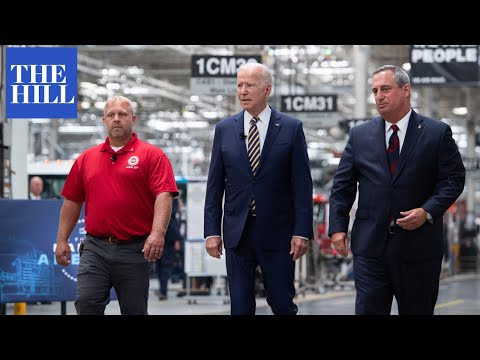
[281,94,337,113]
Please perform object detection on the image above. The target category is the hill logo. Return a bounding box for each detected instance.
[6,47,77,119]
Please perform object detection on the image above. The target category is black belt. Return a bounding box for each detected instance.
[87,233,147,245]
[387,221,401,236]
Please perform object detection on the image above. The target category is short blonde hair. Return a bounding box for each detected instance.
[104,96,134,115]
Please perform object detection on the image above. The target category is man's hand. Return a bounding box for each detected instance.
[55,241,71,266]
[290,236,309,261]
[143,234,165,262]
[397,208,427,230]
[206,236,223,259]
[174,240,182,252]
[331,232,350,258]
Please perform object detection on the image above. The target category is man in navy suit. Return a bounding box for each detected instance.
[204,62,313,315]
[329,65,465,315]
[156,197,182,300]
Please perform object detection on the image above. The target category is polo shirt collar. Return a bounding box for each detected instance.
[100,133,139,153]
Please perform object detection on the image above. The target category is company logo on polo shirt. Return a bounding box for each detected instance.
[126,156,139,169]
[6,47,77,119]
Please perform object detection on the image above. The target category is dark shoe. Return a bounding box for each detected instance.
[158,294,167,301]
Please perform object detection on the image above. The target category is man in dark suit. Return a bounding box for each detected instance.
[204,62,313,315]
[329,65,465,315]
[156,197,182,300]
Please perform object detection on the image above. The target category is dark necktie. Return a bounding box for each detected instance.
[387,124,399,175]
[248,117,260,213]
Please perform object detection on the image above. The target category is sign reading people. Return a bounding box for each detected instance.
[410,45,479,85]
[190,55,261,95]
[6,47,77,118]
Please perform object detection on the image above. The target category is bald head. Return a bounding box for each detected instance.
[30,176,44,197]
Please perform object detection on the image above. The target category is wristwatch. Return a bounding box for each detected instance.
[425,211,433,224]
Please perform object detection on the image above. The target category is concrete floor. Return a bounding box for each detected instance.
[4,273,480,315]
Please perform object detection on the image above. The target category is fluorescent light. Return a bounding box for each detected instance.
[453,107,468,115]
[59,126,104,134]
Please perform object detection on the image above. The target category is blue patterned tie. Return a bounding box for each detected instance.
[248,117,260,213]
[387,124,399,175]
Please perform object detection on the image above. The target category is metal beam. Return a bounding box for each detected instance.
[77,53,236,113]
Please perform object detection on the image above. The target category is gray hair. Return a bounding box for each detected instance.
[373,65,410,88]
[238,62,273,86]
[104,95,134,115]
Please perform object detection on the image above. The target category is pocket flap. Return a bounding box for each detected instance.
[356,209,369,219]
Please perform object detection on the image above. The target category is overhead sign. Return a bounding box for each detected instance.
[410,45,479,85]
[190,55,261,95]
[338,118,372,133]
[299,112,343,128]
[280,95,337,113]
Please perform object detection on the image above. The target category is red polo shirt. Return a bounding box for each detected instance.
[62,133,179,240]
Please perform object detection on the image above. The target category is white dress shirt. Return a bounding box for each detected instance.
[243,106,271,153]
[385,108,411,154]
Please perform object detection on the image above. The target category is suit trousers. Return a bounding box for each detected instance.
[156,241,175,296]
[353,233,443,315]
[225,214,297,315]
[75,234,151,315]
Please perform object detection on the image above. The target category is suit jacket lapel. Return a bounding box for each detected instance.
[393,111,423,182]
[233,112,250,171]
[375,118,391,179]
[257,110,282,173]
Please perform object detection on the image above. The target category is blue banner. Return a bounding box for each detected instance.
[0,199,84,303]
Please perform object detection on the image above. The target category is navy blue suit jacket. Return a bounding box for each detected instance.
[204,108,313,250]
[329,110,465,261]
[165,198,182,246]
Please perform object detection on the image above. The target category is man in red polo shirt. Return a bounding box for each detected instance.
[55,95,179,315]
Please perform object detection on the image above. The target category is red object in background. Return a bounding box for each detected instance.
[317,222,326,236]
[313,193,339,256]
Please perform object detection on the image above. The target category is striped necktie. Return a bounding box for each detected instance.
[387,124,400,231]
[248,117,260,213]
[387,124,399,175]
